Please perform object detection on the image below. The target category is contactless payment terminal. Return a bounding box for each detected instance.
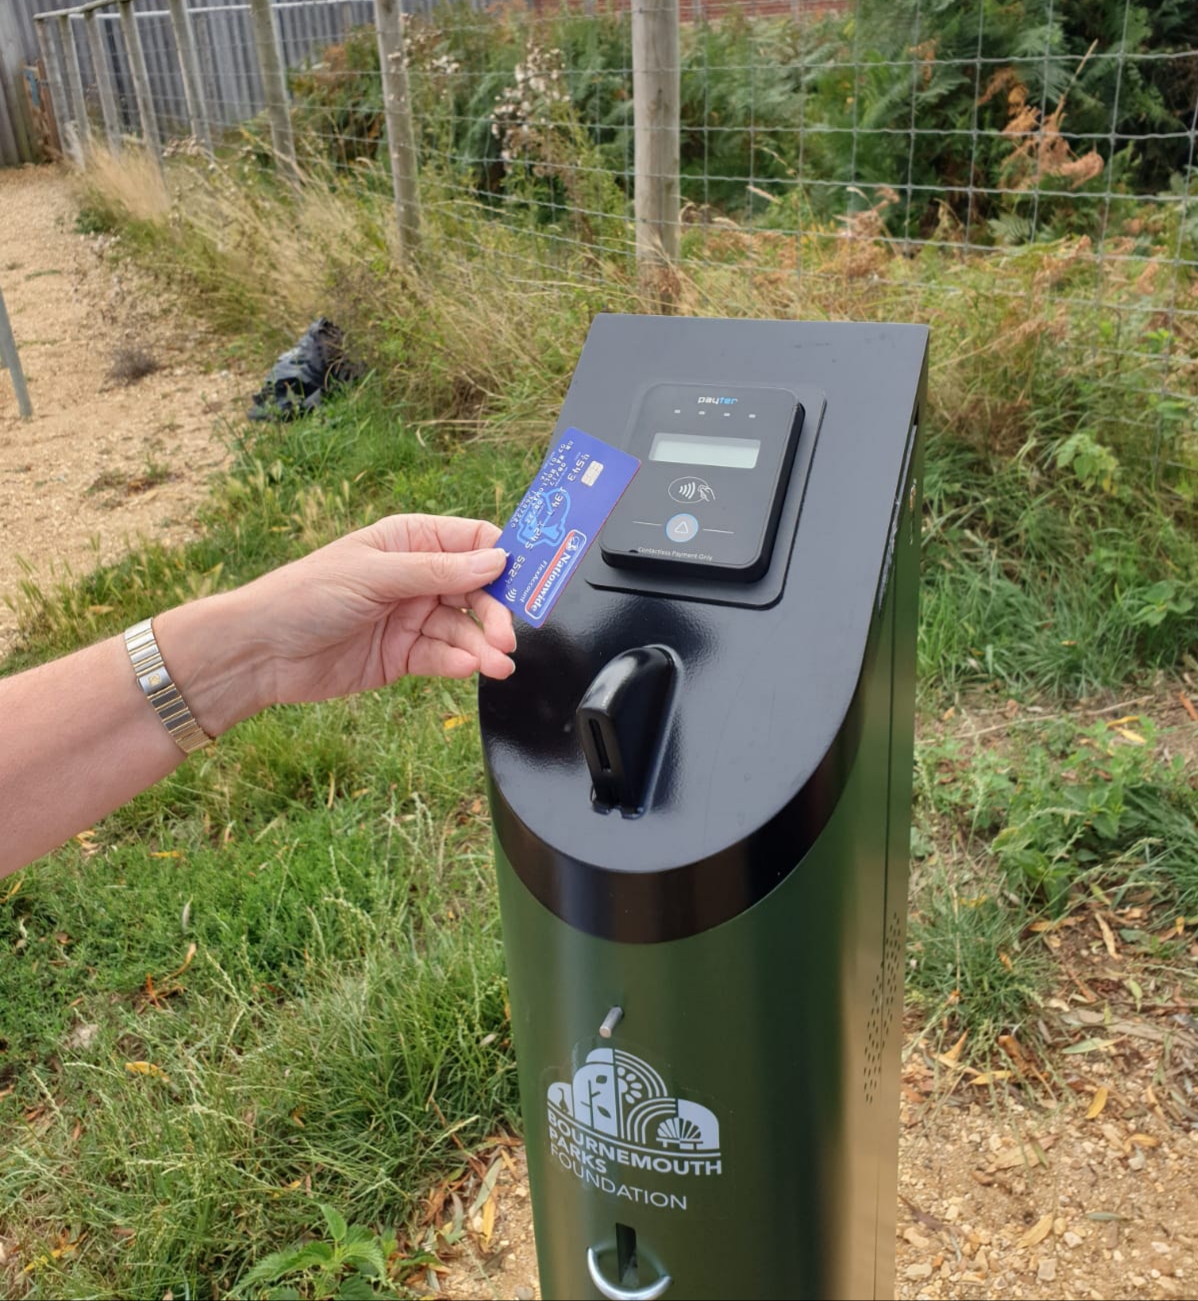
[600,383,803,583]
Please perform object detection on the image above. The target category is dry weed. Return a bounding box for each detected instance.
[104,346,160,387]
[80,147,170,224]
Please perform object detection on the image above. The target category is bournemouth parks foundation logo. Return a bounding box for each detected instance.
[546,1046,721,1212]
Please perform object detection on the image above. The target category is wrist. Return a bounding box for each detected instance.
[153,589,275,738]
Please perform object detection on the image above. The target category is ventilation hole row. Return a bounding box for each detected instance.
[864,909,908,1103]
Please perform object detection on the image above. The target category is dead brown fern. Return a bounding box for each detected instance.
[981,47,1105,194]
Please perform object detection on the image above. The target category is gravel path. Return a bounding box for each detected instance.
[0,163,241,654]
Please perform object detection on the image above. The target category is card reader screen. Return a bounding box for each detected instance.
[649,431,761,470]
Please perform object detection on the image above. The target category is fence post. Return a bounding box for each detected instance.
[0,285,33,422]
[0,2,37,164]
[85,9,123,155]
[632,0,681,308]
[247,0,299,181]
[373,0,421,258]
[35,17,79,166]
[58,15,92,159]
[167,0,213,154]
[117,0,166,177]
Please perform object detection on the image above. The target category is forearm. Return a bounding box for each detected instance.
[0,514,513,878]
[0,591,268,878]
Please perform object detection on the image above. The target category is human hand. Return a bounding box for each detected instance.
[157,514,515,736]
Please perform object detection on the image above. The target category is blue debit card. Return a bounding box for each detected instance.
[486,427,640,626]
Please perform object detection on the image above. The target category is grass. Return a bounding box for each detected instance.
[907,708,1198,1051]
[1,145,1196,1296]
[2,378,537,1296]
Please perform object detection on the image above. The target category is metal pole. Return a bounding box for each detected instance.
[373,0,421,258]
[58,15,92,158]
[247,0,298,181]
[85,9,123,154]
[35,18,78,165]
[167,0,213,154]
[117,0,166,175]
[0,286,33,422]
[632,0,681,308]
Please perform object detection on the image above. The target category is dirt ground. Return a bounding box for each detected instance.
[0,164,242,654]
[2,163,1196,1301]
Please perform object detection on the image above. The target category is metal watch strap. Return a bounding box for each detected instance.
[124,618,213,755]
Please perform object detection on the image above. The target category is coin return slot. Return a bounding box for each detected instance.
[617,1223,637,1286]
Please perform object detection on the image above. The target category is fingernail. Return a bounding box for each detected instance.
[471,547,506,576]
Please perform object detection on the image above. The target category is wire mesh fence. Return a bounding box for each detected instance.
[20,0,1198,489]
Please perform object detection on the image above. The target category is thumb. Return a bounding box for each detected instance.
[376,547,507,599]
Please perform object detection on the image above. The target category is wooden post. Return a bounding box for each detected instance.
[35,18,79,166]
[339,1,356,40]
[0,2,37,164]
[118,0,165,175]
[85,9,123,155]
[0,285,33,421]
[58,15,92,158]
[632,0,681,308]
[167,0,213,154]
[373,0,421,258]
[247,0,298,181]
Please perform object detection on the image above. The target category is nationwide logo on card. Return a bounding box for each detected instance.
[524,528,586,620]
[546,1045,722,1213]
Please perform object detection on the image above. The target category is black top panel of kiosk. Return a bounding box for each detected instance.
[480,316,930,900]
[600,383,802,582]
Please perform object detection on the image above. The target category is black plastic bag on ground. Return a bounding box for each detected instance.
[248,318,362,421]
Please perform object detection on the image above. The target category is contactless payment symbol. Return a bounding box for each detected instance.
[669,476,715,504]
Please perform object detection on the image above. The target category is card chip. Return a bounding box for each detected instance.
[581,460,604,486]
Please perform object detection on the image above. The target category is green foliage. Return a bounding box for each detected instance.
[918,423,1198,696]
[907,881,1046,1054]
[1054,430,1121,493]
[801,0,1198,236]
[272,2,1198,238]
[73,201,119,235]
[0,669,517,1295]
[238,1204,405,1299]
[289,27,386,170]
[908,715,1198,1043]
[993,720,1198,909]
